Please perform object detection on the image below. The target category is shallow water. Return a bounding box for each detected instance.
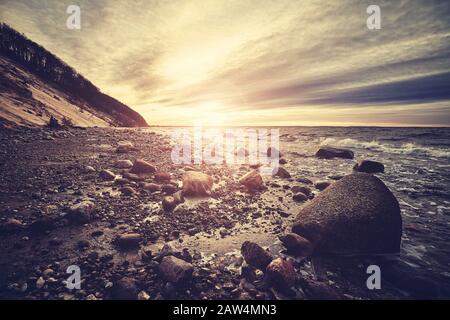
[151,126,450,296]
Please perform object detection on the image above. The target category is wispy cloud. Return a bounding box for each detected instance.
[1,0,449,125]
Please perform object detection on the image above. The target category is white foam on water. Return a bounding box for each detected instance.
[320,137,450,159]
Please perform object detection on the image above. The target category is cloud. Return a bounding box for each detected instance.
[1,0,450,125]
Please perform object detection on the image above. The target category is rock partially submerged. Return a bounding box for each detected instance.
[292,173,402,255]
[316,147,354,159]
[354,160,385,173]
[182,171,213,196]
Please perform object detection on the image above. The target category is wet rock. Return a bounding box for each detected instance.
[162,196,177,212]
[120,186,136,196]
[99,169,116,181]
[292,173,402,254]
[159,256,193,285]
[241,241,273,271]
[116,233,142,250]
[291,185,311,196]
[273,167,291,178]
[267,147,282,158]
[130,159,156,174]
[266,258,296,289]
[154,172,171,183]
[239,171,263,190]
[354,160,385,174]
[293,192,308,202]
[314,181,330,191]
[112,277,137,300]
[68,200,95,223]
[114,159,133,169]
[316,147,354,159]
[182,171,214,196]
[1,218,24,233]
[142,182,161,192]
[279,233,313,256]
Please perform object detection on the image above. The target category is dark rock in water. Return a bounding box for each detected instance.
[266,258,296,289]
[314,181,330,191]
[292,192,308,202]
[130,159,156,174]
[267,147,282,158]
[354,160,385,174]
[292,173,402,254]
[239,171,263,190]
[159,256,193,285]
[241,241,273,270]
[300,279,341,300]
[279,233,313,256]
[112,277,137,300]
[116,233,142,250]
[316,147,354,159]
[273,167,291,178]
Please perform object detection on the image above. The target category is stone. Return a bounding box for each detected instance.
[138,291,151,300]
[182,171,214,196]
[297,177,313,184]
[123,171,145,182]
[130,159,156,174]
[29,217,55,233]
[292,173,402,254]
[240,241,273,271]
[267,147,282,158]
[293,192,308,202]
[83,165,95,173]
[36,277,45,289]
[159,256,193,285]
[316,147,354,159]
[99,169,116,181]
[112,277,137,300]
[239,171,263,190]
[154,172,171,183]
[68,200,95,223]
[273,167,291,178]
[300,279,341,300]
[279,158,288,164]
[116,233,142,250]
[161,184,177,194]
[114,159,133,169]
[162,196,177,212]
[116,141,135,153]
[279,233,314,256]
[291,185,311,196]
[120,186,136,196]
[142,183,161,192]
[266,258,296,289]
[314,181,331,191]
[354,160,385,174]
[1,218,24,233]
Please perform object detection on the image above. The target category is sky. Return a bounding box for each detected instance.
[1,0,450,126]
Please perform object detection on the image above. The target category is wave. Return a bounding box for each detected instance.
[320,138,450,159]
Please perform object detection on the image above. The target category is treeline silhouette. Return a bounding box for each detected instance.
[0,23,148,127]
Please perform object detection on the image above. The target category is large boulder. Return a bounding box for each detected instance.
[354,160,384,173]
[159,256,193,285]
[315,147,354,159]
[292,173,402,255]
[182,171,214,196]
[241,241,273,270]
